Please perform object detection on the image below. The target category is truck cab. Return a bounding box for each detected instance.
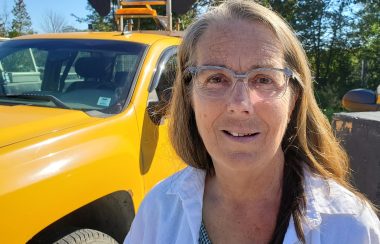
[0,30,184,243]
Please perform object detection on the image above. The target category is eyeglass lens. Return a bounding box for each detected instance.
[193,67,288,99]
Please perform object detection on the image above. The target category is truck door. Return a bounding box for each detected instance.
[140,46,184,192]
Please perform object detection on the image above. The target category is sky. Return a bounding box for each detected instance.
[3,0,90,33]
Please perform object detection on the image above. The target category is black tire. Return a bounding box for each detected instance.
[53,229,118,244]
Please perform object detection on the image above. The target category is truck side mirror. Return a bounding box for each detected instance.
[342,88,379,111]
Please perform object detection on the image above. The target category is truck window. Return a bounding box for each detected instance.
[147,47,177,124]
[0,39,146,114]
[0,48,41,94]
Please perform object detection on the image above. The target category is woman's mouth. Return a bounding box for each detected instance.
[222,130,260,141]
[227,131,256,137]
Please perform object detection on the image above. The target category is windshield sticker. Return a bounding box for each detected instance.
[97,97,111,107]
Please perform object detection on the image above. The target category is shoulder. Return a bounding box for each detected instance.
[304,170,380,242]
[305,170,374,216]
[124,166,205,243]
[134,166,205,225]
[137,167,190,213]
[141,166,205,205]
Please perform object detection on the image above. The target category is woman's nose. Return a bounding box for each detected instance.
[226,80,255,114]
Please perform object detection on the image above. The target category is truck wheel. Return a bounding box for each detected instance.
[54,229,118,244]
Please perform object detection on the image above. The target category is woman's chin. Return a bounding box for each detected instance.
[211,150,284,173]
[214,152,265,170]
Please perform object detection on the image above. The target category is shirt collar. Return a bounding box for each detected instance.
[284,168,362,243]
[166,167,206,243]
[303,168,360,216]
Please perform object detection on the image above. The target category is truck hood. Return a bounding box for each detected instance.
[0,105,96,147]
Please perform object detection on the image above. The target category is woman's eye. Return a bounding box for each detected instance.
[257,76,273,84]
[206,74,228,84]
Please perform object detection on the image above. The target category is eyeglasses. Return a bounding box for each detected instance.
[186,65,296,100]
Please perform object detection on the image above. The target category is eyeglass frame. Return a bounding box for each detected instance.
[186,65,298,100]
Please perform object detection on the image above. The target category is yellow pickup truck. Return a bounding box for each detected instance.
[0,31,183,243]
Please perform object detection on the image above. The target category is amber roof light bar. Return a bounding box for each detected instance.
[116,0,173,32]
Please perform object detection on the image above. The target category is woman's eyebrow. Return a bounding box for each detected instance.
[198,64,281,70]
[248,60,285,70]
[198,58,284,70]
[198,63,228,68]
[248,64,275,69]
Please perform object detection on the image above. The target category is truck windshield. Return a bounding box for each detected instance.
[0,39,146,114]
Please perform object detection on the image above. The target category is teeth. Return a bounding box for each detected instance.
[229,131,254,137]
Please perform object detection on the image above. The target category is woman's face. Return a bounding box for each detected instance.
[191,19,296,172]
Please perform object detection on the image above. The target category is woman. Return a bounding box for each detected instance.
[125,1,380,243]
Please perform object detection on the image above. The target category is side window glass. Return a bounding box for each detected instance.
[113,54,139,91]
[0,48,43,94]
[148,50,177,124]
[2,48,37,72]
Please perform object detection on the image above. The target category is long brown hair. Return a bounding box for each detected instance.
[168,0,372,242]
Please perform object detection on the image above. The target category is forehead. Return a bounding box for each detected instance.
[195,19,284,70]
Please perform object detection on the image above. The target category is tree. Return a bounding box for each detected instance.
[0,22,5,37]
[40,10,67,33]
[9,0,33,37]
[0,1,11,37]
[61,25,81,32]
[72,3,116,31]
[0,18,6,37]
[354,1,380,90]
[255,1,365,115]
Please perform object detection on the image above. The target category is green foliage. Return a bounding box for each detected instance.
[354,1,380,90]
[9,0,33,37]
[72,3,116,31]
[0,22,6,37]
[175,9,197,30]
[0,5,10,37]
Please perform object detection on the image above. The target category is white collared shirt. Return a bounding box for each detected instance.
[124,167,380,244]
